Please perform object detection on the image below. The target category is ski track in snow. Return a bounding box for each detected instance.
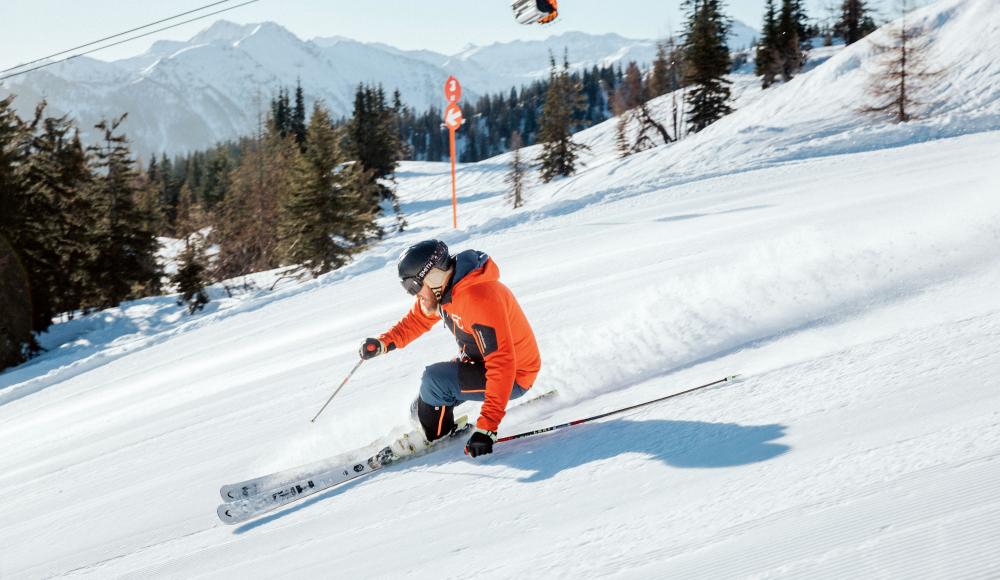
[2,0,1000,577]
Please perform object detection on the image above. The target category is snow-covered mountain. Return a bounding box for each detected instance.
[0,19,759,160]
[0,21,698,160]
[728,18,759,50]
[4,0,999,576]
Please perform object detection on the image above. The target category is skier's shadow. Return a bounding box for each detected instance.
[232,418,789,533]
[485,418,790,483]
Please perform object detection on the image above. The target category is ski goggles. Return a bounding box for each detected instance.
[401,276,423,296]
[401,267,449,297]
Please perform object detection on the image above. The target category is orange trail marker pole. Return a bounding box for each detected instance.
[449,129,458,228]
[443,101,464,229]
[443,76,463,229]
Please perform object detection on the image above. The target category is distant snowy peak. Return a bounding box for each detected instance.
[189,20,258,45]
[0,20,683,159]
[728,20,758,51]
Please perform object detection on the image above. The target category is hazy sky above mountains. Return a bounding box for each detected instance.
[1,0,890,74]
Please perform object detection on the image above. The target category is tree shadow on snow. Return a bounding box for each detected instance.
[487,418,790,483]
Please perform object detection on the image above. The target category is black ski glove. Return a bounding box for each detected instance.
[359,338,394,360]
[465,428,498,458]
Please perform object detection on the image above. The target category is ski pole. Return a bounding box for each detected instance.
[496,374,742,445]
[310,359,365,423]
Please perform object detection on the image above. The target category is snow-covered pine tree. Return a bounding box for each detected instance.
[777,0,806,81]
[19,105,93,325]
[278,102,378,274]
[201,146,232,210]
[837,0,878,45]
[0,235,32,370]
[756,0,782,88]
[789,0,812,61]
[83,115,161,309]
[649,42,672,99]
[156,153,180,236]
[171,179,210,314]
[135,156,166,236]
[683,0,733,133]
[174,182,205,240]
[346,84,401,199]
[292,81,307,151]
[0,96,23,236]
[271,88,293,139]
[505,131,527,208]
[172,237,209,314]
[0,97,33,369]
[614,61,647,157]
[538,53,588,182]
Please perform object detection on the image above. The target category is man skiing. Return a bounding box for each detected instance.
[359,240,541,458]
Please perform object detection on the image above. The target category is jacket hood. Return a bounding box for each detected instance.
[441,249,496,303]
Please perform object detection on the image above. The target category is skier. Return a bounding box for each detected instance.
[359,240,541,458]
[512,0,558,25]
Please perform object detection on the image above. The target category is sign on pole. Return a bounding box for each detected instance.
[444,75,462,104]
[444,102,464,131]
[444,76,463,228]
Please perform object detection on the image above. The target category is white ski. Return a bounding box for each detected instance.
[217,420,472,525]
[220,391,555,503]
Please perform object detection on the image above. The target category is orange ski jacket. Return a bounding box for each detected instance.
[379,251,541,432]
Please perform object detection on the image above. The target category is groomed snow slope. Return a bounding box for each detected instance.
[2,0,1000,577]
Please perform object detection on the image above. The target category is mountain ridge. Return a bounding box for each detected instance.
[0,19,756,159]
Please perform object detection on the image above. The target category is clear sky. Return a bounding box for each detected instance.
[0,0,886,73]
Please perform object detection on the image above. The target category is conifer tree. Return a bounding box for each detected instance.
[538,54,588,182]
[213,120,296,280]
[0,96,34,366]
[292,81,307,150]
[201,145,232,210]
[793,0,812,51]
[683,0,733,133]
[345,83,404,230]
[156,153,180,235]
[278,102,377,274]
[83,115,161,309]
[1,234,33,370]
[171,236,210,314]
[0,96,27,250]
[837,0,878,45]
[8,107,64,330]
[649,41,672,99]
[777,0,805,81]
[619,62,647,111]
[613,61,651,156]
[346,84,401,199]
[505,131,527,208]
[271,88,292,138]
[135,157,166,236]
[18,106,94,323]
[756,0,782,88]
[174,182,207,239]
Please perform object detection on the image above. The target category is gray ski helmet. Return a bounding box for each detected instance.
[398,240,450,295]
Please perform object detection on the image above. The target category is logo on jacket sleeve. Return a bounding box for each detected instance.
[472,324,498,356]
